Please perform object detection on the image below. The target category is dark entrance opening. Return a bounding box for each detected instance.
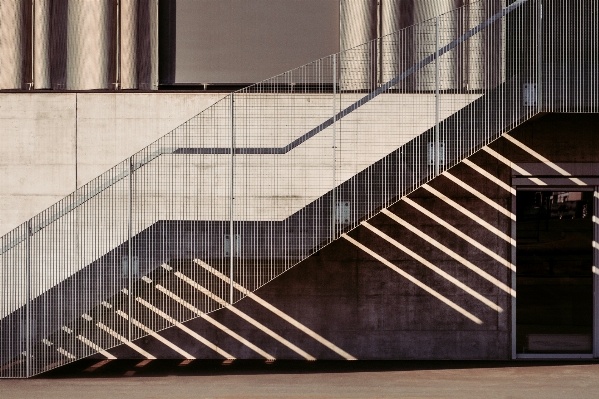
[516,190,594,354]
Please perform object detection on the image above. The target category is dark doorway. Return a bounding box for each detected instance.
[516,190,594,354]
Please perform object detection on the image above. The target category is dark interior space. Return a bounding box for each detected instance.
[516,190,593,354]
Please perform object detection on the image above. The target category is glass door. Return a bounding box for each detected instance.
[516,190,594,354]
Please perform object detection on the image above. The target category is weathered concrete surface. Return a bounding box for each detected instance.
[4,107,599,365]
[97,113,598,362]
[0,92,225,236]
[0,94,77,236]
[0,92,480,237]
[3,360,599,399]
[100,127,513,361]
[0,91,480,318]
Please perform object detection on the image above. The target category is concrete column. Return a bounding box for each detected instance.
[379,0,401,85]
[66,0,111,90]
[340,0,377,91]
[463,0,486,91]
[463,0,506,91]
[414,0,457,91]
[0,0,24,90]
[149,0,158,90]
[120,0,138,89]
[490,0,506,90]
[33,0,51,89]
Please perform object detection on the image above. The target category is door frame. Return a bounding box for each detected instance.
[511,182,599,359]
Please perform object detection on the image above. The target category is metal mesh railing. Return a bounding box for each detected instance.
[2,0,599,377]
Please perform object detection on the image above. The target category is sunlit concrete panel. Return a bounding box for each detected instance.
[0,0,24,89]
[66,0,111,90]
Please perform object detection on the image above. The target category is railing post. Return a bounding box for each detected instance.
[26,220,31,378]
[537,0,543,113]
[332,54,337,240]
[230,93,234,304]
[128,156,133,340]
[594,186,599,359]
[435,16,440,177]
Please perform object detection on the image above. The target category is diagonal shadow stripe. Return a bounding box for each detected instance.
[193,259,358,361]
[503,133,586,185]
[174,271,316,361]
[362,220,505,310]
[342,233,483,325]
[374,212,512,298]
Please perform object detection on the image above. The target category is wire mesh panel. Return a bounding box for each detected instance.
[129,96,233,341]
[27,162,130,376]
[437,0,538,175]
[2,0,599,377]
[0,223,28,378]
[232,56,337,298]
[541,0,599,112]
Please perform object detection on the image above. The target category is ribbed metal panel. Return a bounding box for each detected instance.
[340,0,377,51]
[33,0,51,89]
[462,0,506,91]
[340,0,377,90]
[120,0,138,89]
[379,0,401,85]
[414,0,458,91]
[149,0,158,89]
[66,0,111,90]
[381,0,402,36]
[464,0,485,90]
[0,0,24,89]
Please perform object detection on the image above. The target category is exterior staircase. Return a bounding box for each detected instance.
[2,0,598,376]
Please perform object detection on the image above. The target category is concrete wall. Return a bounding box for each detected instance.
[95,113,596,361]
[4,113,599,370]
[0,92,225,237]
[0,91,483,320]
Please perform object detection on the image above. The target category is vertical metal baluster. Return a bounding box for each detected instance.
[230,94,234,304]
[31,0,34,89]
[537,0,543,113]
[128,157,133,340]
[435,16,440,177]
[332,54,337,241]
[26,220,31,378]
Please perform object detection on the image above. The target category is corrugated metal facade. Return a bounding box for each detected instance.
[0,0,504,90]
[33,0,51,89]
[0,0,158,90]
[0,0,24,89]
[341,0,506,92]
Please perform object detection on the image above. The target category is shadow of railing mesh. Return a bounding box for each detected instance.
[2,0,598,377]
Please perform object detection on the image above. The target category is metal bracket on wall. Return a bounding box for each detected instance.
[224,234,241,258]
[336,202,351,224]
[428,142,445,167]
[523,83,537,107]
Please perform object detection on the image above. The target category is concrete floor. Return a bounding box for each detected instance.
[1,360,599,398]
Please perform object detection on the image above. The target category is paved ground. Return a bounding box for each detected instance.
[1,360,599,398]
